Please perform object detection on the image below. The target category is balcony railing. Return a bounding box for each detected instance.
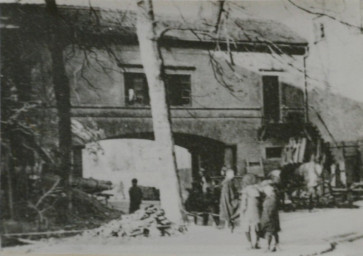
[281,106,306,124]
[263,105,306,124]
[70,106,263,119]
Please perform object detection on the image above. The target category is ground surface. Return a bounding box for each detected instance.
[2,202,363,256]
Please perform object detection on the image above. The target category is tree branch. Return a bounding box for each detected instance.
[287,0,362,30]
[214,0,226,33]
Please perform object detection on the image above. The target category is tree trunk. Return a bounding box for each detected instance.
[135,0,185,224]
[45,0,73,211]
[5,147,15,220]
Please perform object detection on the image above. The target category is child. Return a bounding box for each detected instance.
[260,182,281,252]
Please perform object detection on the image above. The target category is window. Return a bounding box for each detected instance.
[165,74,191,106]
[125,73,149,106]
[124,73,191,106]
[265,147,283,159]
[262,76,280,123]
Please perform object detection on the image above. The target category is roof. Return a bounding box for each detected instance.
[0,3,308,54]
[160,17,307,45]
[81,6,308,46]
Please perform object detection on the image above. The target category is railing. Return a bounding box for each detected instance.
[263,106,306,124]
[281,106,306,123]
[69,106,263,119]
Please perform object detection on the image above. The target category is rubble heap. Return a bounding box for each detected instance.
[83,205,185,239]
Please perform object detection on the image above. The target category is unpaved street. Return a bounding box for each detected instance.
[3,203,363,256]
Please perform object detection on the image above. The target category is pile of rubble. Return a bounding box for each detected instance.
[83,205,185,239]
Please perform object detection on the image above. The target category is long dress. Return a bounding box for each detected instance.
[219,178,239,223]
[260,190,280,235]
[240,185,261,232]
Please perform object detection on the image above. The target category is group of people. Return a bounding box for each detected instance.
[128,171,281,252]
[219,169,281,252]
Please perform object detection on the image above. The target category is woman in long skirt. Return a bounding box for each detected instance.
[260,183,281,252]
[219,169,239,229]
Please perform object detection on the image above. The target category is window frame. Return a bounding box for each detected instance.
[165,74,192,107]
[261,75,282,123]
[265,146,283,160]
[124,72,150,106]
[123,72,192,107]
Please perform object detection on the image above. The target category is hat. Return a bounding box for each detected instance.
[242,173,257,186]
[225,169,235,179]
[260,179,272,187]
[269,170,281,184]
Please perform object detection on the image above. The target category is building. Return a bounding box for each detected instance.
[1,3,362,192]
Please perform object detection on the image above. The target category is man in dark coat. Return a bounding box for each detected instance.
[129,178,143,214]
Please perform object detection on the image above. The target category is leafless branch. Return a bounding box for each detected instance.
[287,0,362,30]
[214,0,226,33]
[35,176,60,208]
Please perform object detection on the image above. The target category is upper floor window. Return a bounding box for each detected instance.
[165,74,191,106]
[125,73,191,106]
[125,73,149,106]
[262,76,280,123]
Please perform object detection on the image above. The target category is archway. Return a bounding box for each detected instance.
[104,132,232,179]
[72,132,234,210]
[81,138,191,202]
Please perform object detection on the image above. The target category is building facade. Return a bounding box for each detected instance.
[65,16,309,179]
[2,3,362,185]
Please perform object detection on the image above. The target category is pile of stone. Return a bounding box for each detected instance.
[83,205,184,239]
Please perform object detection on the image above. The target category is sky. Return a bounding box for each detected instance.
[2,0,363,102]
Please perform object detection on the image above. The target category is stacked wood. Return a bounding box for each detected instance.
[82,205,186,239]
[71,177,112,194]
[71,188,120,219]
[42,174,112,194]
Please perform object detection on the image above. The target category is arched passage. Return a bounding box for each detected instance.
[73,132,235,182]
[105,132,234,178]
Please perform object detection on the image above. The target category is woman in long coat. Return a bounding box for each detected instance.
[219,169,239,229]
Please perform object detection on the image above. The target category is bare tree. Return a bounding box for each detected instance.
[44,0,73,212]
[135,0,185,225]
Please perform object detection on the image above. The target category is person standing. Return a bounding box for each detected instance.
[219,169,239,230]
[260,182,281,252]
[298,154,323,210]
[240,184,262,249]
[129,178,143,214]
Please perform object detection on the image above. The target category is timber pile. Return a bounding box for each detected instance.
[43,174,112,194]
[70,188,121,222]
[82,205,184,239]
[72,177,112,194]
